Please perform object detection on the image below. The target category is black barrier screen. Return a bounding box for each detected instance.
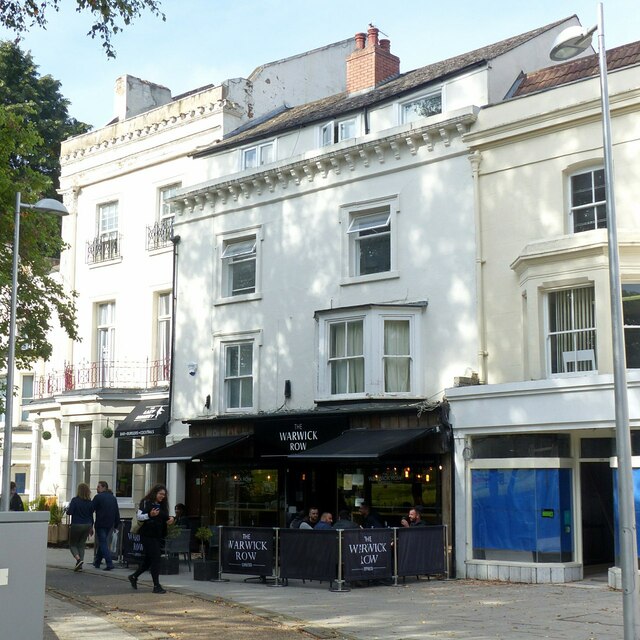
[279,529,338,582]
[342,528,393,581]
[397,525,446,577]
[121,520,145,564]
[220,527,275,576]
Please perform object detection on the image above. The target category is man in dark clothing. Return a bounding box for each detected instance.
[401,507,426,527]
[9,481,24,511]
[92,480,120,570]
[359,502,384,528]
[333,509,360,530]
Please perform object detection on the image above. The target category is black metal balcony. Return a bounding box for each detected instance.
[146,218,174,251]
[86,232,121,264]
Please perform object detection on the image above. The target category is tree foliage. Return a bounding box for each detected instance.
[0,42,83,406]
[0,0,165,57]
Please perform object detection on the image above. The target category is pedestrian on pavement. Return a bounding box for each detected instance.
[333,509,360,530]
[92,480,120,571]
[9,481,24,511]
[67,482,94,571]
[128,484,175,594]
[400,507,426,527]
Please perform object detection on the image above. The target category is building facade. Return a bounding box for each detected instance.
[22,39,354,512]
[159,20,579,555]
[448,41,640,584]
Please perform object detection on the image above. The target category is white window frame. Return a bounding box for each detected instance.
[545,285,597,377]
[20,373,34,422]
[96,301,116,385]
[215,227,262,304]
[399,90,443,124]
[214,330,262,414]
[318,115,360,147]
[340,196,399,285]
[74,424,92,488]
[155,292,172,383]
[317,306,421,401]
[568,167,606,233]
[98,201,118,241]
[241,140,275,170]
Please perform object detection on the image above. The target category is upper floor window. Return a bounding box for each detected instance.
[318,306,422,399]
[87,201,120,264]
[147,183,180,251]
[401,92,442,124]
[570,168,606,233]
[20,374,34,422]
[74,424,92,486]
[622,284,640,368]
[224,342,254,410]
[97,301,116,385]
[222,236,257,297]
[319,117,358,147]
[547,286,596,375]
[154,292,171,384]
[242,141,274,170]
[348,207,391,276]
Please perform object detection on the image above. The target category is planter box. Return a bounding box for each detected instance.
[193,560,218,581]
[159,556,179,575]
[47,523,70,545]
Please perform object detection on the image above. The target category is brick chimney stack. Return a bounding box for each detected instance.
[346,25,400,93]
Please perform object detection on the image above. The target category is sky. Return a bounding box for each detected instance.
[0,0,638,129]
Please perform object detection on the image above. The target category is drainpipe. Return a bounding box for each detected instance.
[469,151,487,383]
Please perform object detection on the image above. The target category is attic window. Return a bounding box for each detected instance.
[401,92,442,124]
[242,141,274,169]
[319,117,358,147]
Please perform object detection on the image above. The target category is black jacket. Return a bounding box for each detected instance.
[138,499,170,539]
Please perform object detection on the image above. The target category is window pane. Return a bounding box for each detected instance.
[346,321,363,357]
[571,169,606,233]
[222,239,256,258]
[358,233,391,274]
[243,148,257,168]
[623,284,640,368]
[228,379,240,408]
[239,344,253,376]
[338,119,356,140]
[330,323,346,358]
[548,287,596,374]
[226,345,239,376]
[473,434,571,458]
[320,123,333,146]
[230,258,256,295]
[99,202,118,234]
[403,93,442,123]
[384,320,410,392]
[160,184,180,220]
[259,143,273,165]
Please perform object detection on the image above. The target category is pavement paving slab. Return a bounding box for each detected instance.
[45,547,623,640]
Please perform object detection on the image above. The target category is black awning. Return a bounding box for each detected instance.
[131,435,250,463]
[288,427,437,460]
[116,399,169,437]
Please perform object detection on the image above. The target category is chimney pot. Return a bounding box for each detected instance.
[355,32,366,49]
[367,26,379,47]
[379,39,390,52]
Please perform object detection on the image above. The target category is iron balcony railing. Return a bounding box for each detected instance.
[146,218,174,251]
[33,358,170,398]
[86,232,121,264]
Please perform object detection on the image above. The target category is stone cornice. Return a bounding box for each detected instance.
[175,106,479,215]
[61,97,242,165]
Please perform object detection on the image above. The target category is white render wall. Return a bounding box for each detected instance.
[172,128,479,423]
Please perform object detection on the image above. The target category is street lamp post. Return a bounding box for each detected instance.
[551,5,640,638]
[0,192,68,512]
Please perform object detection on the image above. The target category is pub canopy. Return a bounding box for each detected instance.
[116,399,169,438]
[130,435,250,463]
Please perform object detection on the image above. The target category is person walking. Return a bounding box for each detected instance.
[9,481,24,511]
[128,484,175,594]
[67,482,94,571]
[92,480,120,570]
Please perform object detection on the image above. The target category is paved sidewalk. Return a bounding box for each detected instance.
[46,547,622,639]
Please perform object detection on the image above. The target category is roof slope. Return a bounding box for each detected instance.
[513,40,640,96]
[193,17,574,158]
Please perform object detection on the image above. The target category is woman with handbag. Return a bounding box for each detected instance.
[128,484,174,594]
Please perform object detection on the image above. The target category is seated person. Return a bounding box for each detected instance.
[400,507,426,527]
[314,512,333,529]
[359,502,384,528]
[299,507,320,529]
[333,509,359,529]
[174,503,190,528]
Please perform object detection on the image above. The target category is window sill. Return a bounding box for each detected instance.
[88,256,123,269]
[214,293,262,306]
[340,271,399,287]
[147,245,173,256]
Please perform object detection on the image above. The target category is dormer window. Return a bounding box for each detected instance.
[401,92,442,124]
[242,141,274,170]
[319,117,358,147]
